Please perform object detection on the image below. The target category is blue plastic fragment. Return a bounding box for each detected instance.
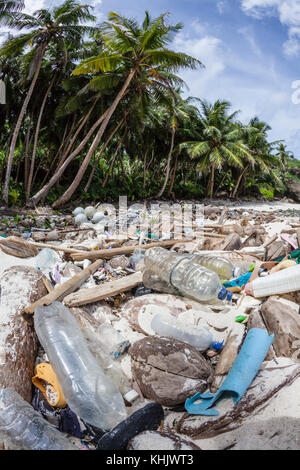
[185,328,274,416]
[223,271,252,288]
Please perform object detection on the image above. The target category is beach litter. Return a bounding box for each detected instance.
[1,201,300,450]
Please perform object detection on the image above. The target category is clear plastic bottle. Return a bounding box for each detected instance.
[144,247,232,302]
[245,264,300,298]
[80,326,132,396]
[34,302,127,431]
[0,388,76,450]
[129,248,146,267]
[34,248,60,272]
[191,254,235,279]
[97,323,130,359]
[151,313,213,351]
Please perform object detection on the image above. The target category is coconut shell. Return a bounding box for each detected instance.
[129,336,213,406]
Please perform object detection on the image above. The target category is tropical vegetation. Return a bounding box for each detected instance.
[0,0,295,207]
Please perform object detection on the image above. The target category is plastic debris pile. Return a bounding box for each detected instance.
[1,200,300,450]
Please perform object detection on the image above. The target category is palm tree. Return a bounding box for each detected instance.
[231,118,278,198]
[276,143,294,182]
[155,91,199,198]
[181,100,251,198]
[51,10,201,207]
[0,0,96,204]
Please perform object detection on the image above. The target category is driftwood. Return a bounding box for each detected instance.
[70,239,186,261]
[0,236,39,258]
[27,240,86,254]
[22,258,104,315]
[64,271,143,307]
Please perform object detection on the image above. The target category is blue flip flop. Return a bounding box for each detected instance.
[185,328,274,416]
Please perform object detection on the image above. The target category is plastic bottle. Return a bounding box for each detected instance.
[245,264,300,298]
[77,326,132,398]
[144,247,232,302]
[151,313,213,351]
[0,388,76,450]
[34,302,127,431]
[191,254,252,279]
[34,248,60,272]
[97,323,130,359]
[191,254,235,279]
[129,248,146,267]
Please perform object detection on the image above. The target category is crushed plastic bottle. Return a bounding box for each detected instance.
[129,248,146,267]
[97,323,130,359]
[144,247,232,303]
[151,313,213,352]
[34,248,60,272]
[0,388,76,450]
[34,302,127,430]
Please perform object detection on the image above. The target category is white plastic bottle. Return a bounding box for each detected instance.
[144,247,232,302]
[34,302,127,430]
[245,264,300,298]
[151,313,213,351]
[0,388,76,450]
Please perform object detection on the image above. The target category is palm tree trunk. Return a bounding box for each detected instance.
[168,152,178,198]
[31,108,110,205]
[231,163,250,198]
[2,42,47,205]
[155,126,175,198]
[215,169,229,194]
[142,149,149,189]
[24,116,33,190]
[52,67,137,208]
[208,163,215,198]
[85,116,126,192]
[101,127,127,189]
[26,73,56,202]
[58,96,100,169]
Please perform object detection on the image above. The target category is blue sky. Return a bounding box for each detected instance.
[2,0,300,156]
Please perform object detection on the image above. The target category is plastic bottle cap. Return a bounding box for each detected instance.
[124,390,139,403]
[218,287,228,300]
[226,291,233,301]
[211,340,224,351]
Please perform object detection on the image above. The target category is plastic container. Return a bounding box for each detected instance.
[0,388,76,450]
[97,323,130,359]
[151,313,213,351]
[34,302,126,430]
[245,264,300,298]
[191,254,235,279]
[144,247,232,302]
[129,248,146,267]
[34,248,60,272]
[77,326,132,397]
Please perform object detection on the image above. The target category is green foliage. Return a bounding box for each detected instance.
[259,183,274,200]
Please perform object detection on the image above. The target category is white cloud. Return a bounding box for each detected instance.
[241,0,300,56]
[283,37,300,56]
[173,22,300,156]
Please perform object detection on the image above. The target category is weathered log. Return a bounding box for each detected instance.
[22,258,104,315]
[64,271,143,307]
